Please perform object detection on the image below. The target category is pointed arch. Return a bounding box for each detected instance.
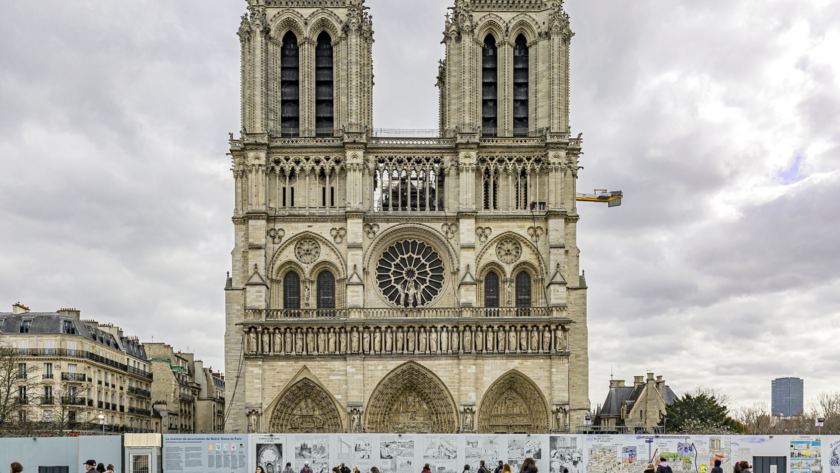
[477,369,550,433]
[476,231,547,278]
[267,368,343,433]
[508,14,540,43]
[364,361,458,433]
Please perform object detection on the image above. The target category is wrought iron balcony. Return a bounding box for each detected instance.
[61,372,89,382]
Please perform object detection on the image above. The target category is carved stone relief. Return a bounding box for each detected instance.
[496,239,522,264]
[527,226,544,242]
[441,223,458,239]
[477,370,550,433]
[268,228,285,245]
[476,226,492,244]
[364,223,380,239]
[330,227,347,244]
[295,238,321,264]
[269,378,343,433]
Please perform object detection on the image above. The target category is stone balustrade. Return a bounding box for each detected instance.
[243,319,570,357]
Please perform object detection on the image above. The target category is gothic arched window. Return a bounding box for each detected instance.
[515,271,531,308]
[315,32,334,136]
[317,270,335,309]
[283,271,301,309]
[485,271,500,308]
[281,32,300,137]
[482,34,498,137]
[513,34,529,136]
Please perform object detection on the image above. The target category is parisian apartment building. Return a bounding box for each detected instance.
[146,342,225,433]
[0,303,154,432]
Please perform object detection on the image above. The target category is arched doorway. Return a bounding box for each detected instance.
[477,370,549,433]
[268,378,343,432]
[365,361,458,433]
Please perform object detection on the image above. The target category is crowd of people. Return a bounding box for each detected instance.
[8,459,116,473]
[643,457,753,473]
[258,457,546,473]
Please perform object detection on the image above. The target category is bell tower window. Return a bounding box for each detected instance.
[513,34,529,136]
[315,32,334,137]
[482,35,498,137]
[281,32,300,137]
[484,272,500,308]
[283,271,301,309]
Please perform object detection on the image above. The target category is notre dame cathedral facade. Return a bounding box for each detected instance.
[225,0,589,434]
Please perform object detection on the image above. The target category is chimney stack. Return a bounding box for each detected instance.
[57,308,81,318]
[12,302,30,314]
[610,379,626,388]
[656,375,665,391]
[646,372,655,384]
[634,376,644,388]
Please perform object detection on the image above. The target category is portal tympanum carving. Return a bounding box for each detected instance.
[269,378,342,433]
[477,370,549,433]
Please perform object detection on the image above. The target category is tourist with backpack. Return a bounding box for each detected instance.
[478,461,487,473]
[494,462,503,473]
[301,462,313,473]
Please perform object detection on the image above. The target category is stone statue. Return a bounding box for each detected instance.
[385,328,393,353]
[563,327,569,351]
[249,411,259,433]
[474,327,483,353]
[406,329,415,353]
[295,331,304,354]
[340,329,347,353]
[261,330,270,354]
[307,330,316,354]
[363,329,371,354]
[554,326,562,352]
[520,328,528,352]
[464,327,472,352]
[248,329,258,354]
[462,406,475,432]
[509,327,517,352]
[554,406,567,431]
[285,330,292,354]
[318,329,326,354]
[486,327,494,352]
[498,327,506,352]
[451,327,459,352]
[429,328,438,353]
[351,329,360,353]
[350,409,361,433]
[406,282,418,307]
[374,329,381,354]
[506,279,513,307]
[396,328,404,353]
[274,330,282,354]
[440,327,448,353]
[418,328,427,353]
[329,329,336,354]
[530,327,539,352]
[304,284,311,308]
[543,327,552,352]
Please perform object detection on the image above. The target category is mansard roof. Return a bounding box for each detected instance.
[598,381,678,418]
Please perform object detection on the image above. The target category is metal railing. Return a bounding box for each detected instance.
[61,372,89,382]
[15,349,153,379]
[41,397,54,405]
[577,425,665,434]
[128,386,151,398]
[42,373,54,380]
[180,393,194,402]
[259,306,560,321]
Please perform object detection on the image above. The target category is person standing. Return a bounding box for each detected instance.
[83,461,97,472]
[478,461,487,473]
[342,463,351,473]
[96,464,106,473]
[283,463,295,473]
[739,462,752,473]
[301,462,313,473]
[10,463,24,473]
[644,464,655,473]
[501,464,512,473]
[463,465,471,473]
[520,459,538,473]
[711,460,723,473]
[423,465,432,473]
[106,465,115,473]
[494,462,503,473]
[371,467,381,473]
[656,458,672,473]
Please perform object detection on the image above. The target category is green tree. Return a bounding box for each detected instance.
[659,391,745,434]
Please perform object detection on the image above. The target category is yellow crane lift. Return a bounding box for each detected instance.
[576,189,623,207]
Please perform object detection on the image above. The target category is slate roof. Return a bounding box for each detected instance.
[598,382,678,417]
[0,311,148,360]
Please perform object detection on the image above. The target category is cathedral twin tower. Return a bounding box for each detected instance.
[225,0,589,434]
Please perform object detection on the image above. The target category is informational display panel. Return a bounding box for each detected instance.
[163,434,249,473]
[159,434,840,473]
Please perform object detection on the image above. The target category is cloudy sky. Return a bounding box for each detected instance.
[1,0,838,411]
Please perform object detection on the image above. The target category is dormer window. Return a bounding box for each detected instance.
[20,320,32,333]
[63,320,75,334]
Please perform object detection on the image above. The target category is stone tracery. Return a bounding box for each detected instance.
[376,240,446,308]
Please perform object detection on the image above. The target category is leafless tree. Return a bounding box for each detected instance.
[732,402,776,435]
[0,343,41,436]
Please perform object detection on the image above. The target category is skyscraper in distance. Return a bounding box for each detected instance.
[772,377,804,416]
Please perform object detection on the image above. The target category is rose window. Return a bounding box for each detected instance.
[376,240,445,308]
[496,239,522,264]
[295,239,321,264]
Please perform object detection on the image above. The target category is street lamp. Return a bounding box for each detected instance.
[98,411,105,434]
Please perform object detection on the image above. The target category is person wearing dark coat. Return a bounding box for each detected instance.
[494,462,504,473]
[520,458,538,473]
[655,458,672,473]
[711,460,724,473]
[644,464,655,473]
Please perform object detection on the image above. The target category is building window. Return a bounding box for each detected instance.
[484,271,500,308]
[20,320,31,333]
[483,169,498,210]
[315,31,334,136]
[44,363,53,379]
[515,271,531,308]
[17,363,26,379]
[63,320,75,334]
[513,34,529,136]
[283,271,301,309]
[482,34,498,136]
[317,270,336,309]
[281,31,300,137]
